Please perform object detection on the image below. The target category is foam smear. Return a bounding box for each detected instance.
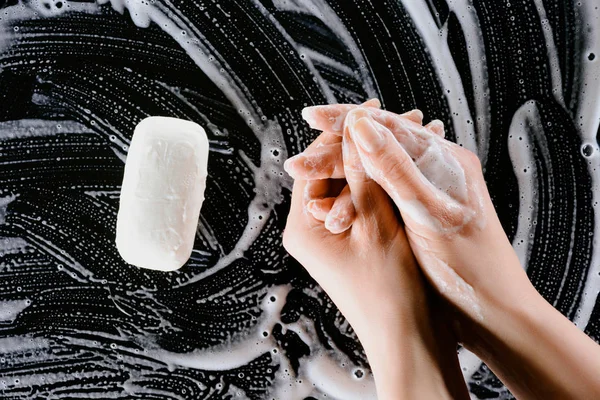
[0,300,30,322]
[156,285,376,400]
[357,119,476,235]
[0,284,375,399]
[400,0,477,154]
[0,3,370,397]
[413,135,469,204]
[573,0,600,329]
[507,101,540,269]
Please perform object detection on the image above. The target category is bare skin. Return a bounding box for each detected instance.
[283,124,470,400]
[286,102,600,399]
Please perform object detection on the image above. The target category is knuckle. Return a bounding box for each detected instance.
[461,148,482,168]
[380,151,413,183]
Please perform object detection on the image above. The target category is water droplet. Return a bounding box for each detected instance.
[582,144,594,157]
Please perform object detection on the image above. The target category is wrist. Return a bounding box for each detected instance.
[458,270,600,399]
[462,219,537,328]
[456,262,543,358]
[451,242,542,352]
[357,301,466,400]
[361,323,456,400]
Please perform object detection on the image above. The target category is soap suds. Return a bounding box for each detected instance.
[354,115,481,235]
[0,300,30,322]
[419,254,483,323]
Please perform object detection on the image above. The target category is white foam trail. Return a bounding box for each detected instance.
[573,1,600,329]
[271,0,379,99]
[400,0,478,154]
[447,0,491,165]
[0,119,94,140]
[250,0,337,104]
[508,101,539,270]
[300,47,358,77]
[0,195,16,225]
[305,353,376,400]
[0,300,30,321]
[506,101,578,311]
[0,237,29,253]
[457,347,482,389]
[18,229,98,283]
[0,336,49,352]
[154,285,376,399]
[532,0,565,106]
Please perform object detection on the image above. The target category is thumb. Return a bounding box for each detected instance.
[348,114,448,228]
[342,109,398,236]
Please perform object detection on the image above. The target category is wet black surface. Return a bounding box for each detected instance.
[0,1,598,398]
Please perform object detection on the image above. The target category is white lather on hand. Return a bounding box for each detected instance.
[116,116,209,271]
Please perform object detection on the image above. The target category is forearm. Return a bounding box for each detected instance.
[357,306,470,400]
[463,268,600,399]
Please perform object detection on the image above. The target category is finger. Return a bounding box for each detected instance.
[401,109,424,124]
[425,119,445,138]
[301,99,382,134]
[284,142,345,179]
[284,128,341,171]
[324,185,355,234]
[342,109,370,186]
[348,114,452,227]
[303,178,346,205]
[287,178,319,230]
[302,104,423,134]
[371,112,434,159]
[361,98,381,108]
[289,107,436,180]
[287,178,338,239]
[306,197,336,221]
[292,106,442,182]
[343,109,408,237]
[302,104,362,134]
[289,110,439,180]
[303,179,331,206]
[284,178,330,257]
[304,129,341,147]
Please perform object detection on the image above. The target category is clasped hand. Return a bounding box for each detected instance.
[283,100,600,400]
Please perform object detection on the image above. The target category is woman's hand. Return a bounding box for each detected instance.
[288,104,523,322]
[283,124,469,400]
[288,103,600,399]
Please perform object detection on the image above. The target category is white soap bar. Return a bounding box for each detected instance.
[116,116,209,271]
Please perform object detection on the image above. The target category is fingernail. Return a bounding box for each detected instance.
[351,117,386,153]
[325,214,351,234]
